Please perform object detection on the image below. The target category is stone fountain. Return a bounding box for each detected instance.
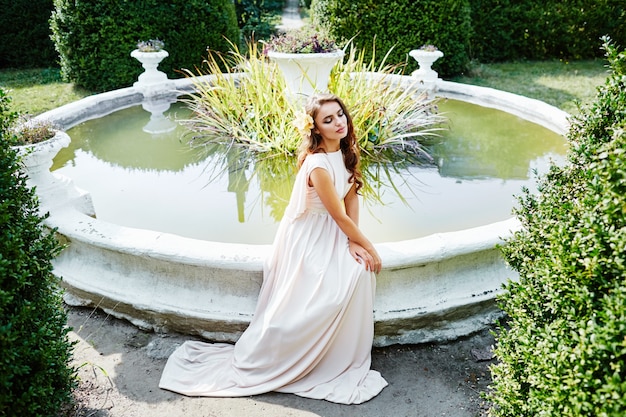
[25,50,569,346]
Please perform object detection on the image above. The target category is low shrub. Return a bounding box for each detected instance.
[489,37,626,416]
[0,89,76,415]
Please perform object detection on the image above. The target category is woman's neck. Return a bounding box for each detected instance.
[319,140,341,153]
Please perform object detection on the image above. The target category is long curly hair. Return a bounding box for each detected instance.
[296,93,364,193]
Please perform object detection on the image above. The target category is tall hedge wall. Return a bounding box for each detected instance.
[489,38,626,416]
[470,0,626,62]
[310,0,472,77]
[50,0,240,92]
[0,0,57,68]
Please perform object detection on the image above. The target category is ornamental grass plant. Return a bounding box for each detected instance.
[182,40,295,155]
[182,40,444,161]
[182,39,444,205]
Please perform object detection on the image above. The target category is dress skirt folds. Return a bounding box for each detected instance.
[159,150,388,404]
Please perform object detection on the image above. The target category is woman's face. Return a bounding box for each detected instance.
[313,101,347,145]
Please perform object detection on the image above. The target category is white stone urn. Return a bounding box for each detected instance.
[131,49,169,87]
[15,130,71,188]
[409,49,444,82]
[267,49,344,99]
[15,130,94,214]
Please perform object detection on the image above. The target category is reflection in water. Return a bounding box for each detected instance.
[226,150,250,222]
[56,104,201,172]
[142,95,177,134]
[433,99,566,179]
[52,100,567,244]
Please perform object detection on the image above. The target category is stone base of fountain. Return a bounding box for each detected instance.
[31,75,569,346]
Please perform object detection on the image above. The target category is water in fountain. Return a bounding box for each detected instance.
[51,98,566,244]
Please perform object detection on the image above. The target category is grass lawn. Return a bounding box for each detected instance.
[0,68,91,116]
[0,59,609,117]
[450,59,608,115]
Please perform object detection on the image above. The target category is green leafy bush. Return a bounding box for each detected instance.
[235,0,284,43]
[0,0,57,68]
[489,38,626,416]
[310,0,471,77]
[469,0,626,62]
[50,0,240,92]
[0,89,76,415]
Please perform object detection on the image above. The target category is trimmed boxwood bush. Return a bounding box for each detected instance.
[489,38,626,416]
[0,0,57,68]
[0,89,76,415]
[50,0,240,92]
[310,0,471,77]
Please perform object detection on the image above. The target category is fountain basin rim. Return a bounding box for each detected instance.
[38,76,558,271]
[35,75,570,137]
[51,203,520,270]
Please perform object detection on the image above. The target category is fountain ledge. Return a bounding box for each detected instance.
[33,76,568,346]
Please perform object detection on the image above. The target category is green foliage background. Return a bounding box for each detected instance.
[489,39,626,416]
[310,0,472,77]
[0,89,75,416]
[2,0,626,77]
[310,0,626,74]
[235,0,284,42]
[0,0,57,68]
[469,0,626,62]
[50,0,240,91]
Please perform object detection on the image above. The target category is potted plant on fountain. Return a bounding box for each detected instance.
[10,116,75,205]
[10,113,94,215]
[263,28,344,99]
[409,44,444,84]
[131,39,169,87]
[12,117,70,179]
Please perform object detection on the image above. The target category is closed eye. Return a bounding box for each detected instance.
[323,111,344,124]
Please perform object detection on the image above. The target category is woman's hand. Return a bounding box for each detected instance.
[349,240,382,274]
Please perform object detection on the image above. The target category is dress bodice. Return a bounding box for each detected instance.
[303,151,352,212]
[283,150,352,221]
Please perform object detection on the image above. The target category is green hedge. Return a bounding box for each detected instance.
[310,0,471,77]
[470,0,626,62]
[0,89,76,416]
[311,0,625,73]
[489,38,626,416]
[50,0,240,92]
[0,0,57,68]
[235,0,284,42]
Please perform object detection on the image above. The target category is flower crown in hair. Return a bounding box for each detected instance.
[292,111,314,139]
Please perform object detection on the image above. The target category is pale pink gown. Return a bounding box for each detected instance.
[159,150,388,404]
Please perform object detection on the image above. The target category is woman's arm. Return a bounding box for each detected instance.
[344,182,359,225]
[309,167,381,273]
[343,182,377,268]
